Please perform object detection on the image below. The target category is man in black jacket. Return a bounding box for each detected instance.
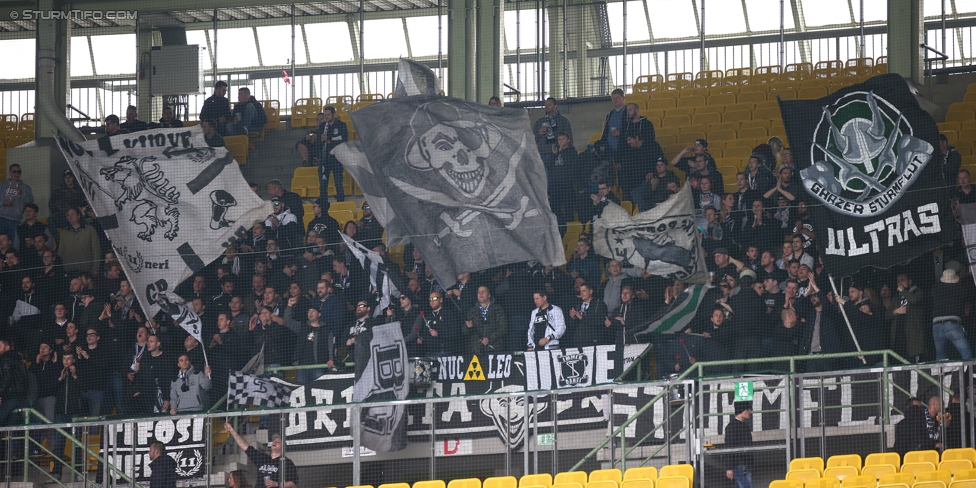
[228,87,267,135]
[148,442,177,488]
[0,338,26,425]
[567,282,609,347]
[533,97,574,157]
[464,285,507,356]
[318,106,349,201]
[725,402,755,488]
[200,81,231,135]
[417,291,464,356]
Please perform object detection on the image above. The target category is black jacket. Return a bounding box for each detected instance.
[201,94,231,123]
[320,118,349,163]
[568,299,610,347]
[149,453,178,488]
[0,351,27,401]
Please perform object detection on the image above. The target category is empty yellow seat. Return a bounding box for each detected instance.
[840,475,876,488]
[555,474,587,487]
[950,481,976,488]
[944,449,976,466]
[449,480,482,488]
[520,474,552,488]
[624,467,658,482]
[653,478,687,488]
[878,472,913,486]
[586,482,617,488]
[907,452,942,467]
[913,482,948,488]
[771,482,804,488]
[955,469,976,481]
[484,477,518,488]
[940,460,973,475]
[901,462,936,477]
[861,465,896,481]
[659,465,693,485]
[620,480,652,488]
[825,466,860,480]
[915,470,951,486]
[590,470,622,485]
[787,470,823,484]
[414,481,446,488]
[806,479,840,488]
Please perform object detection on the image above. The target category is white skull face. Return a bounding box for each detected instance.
[407,120,501,198]
[479,384,547,448]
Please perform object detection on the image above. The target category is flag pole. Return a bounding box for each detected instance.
[828,274,868,365]
[201,343,211,378]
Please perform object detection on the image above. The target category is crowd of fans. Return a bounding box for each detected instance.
[0,89,970,441]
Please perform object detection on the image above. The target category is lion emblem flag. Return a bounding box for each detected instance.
[779,74,957,277]
[57,127,271,317]
[334,93,566,289]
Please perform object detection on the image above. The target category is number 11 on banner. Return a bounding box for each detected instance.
[734,381,753,402]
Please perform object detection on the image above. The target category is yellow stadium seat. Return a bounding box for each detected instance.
[737,91,767,104]
[380,484,411,488]
[841,475,876,488]
[662,115,692,128]
[620,200,634,214]
[785,62,813,81]
[798,86,828,99]
[555,473,587,486]
[902,463,937,477]
[653,478,687,488]
[907,452,941,466]
[348,485,374,488]
[620,480,652,488]
[812,59,842,78]
[590,470,622,485]
[659,465,693,485]
[586,482,617,488]
[725,146,754,159]
[224,135,249,165]
[865,453,899,468]
[916,471,951,485]
[291,98,323,128]
[879,473,914,486]
[877,484,910,488]
[520,474,552,488]
[649,98,677,110]
[753,107,782,121]
[332,201,358,213]
[695,70,724,88]
[708,93,737,106]
[693,112,722,125]
[861,465,896,480]
[947,111,975,124]
[825,467,860,480]
[681,123,710,135]
[940,122,963,133]
[709,129,737,141]
[772,482,804,488]
[624,467,658,481]
[330,209,355,227]
[740,119,771,130]
[414,483,446,488]
[554,483,582,488]
[725,67,752,86]
[0,114,16,132]
[677,132,706,147]
[792,458,827,475]
[964,92,976,103]
[18,113,33,131]
[940,460,973,475]
[955,469,976,481]
[291,175,320,198]
[950,481,976,488]
[681,87,708,98]
[485,476,517,488]
[738,127,769,139]
[664,79,692,91]
[944,449,976,466]
[666,107,696,119]
[913,483,947,488]
[950,102,976,114]
[709,121,739,132]
[806,479,840,488]
[723,110,752,123]
[711,85,739,96]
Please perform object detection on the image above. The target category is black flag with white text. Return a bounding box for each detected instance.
[779,74,957,277]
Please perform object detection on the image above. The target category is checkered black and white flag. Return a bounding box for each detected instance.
[227,373,297,408]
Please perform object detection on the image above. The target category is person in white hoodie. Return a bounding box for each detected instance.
[0,164,33,247]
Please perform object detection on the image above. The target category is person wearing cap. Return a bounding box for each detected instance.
[266,179,304,223]
[641,157,680,210]
[930,262,973,360]
[672,138,711,170]
[223,423,298,488]
[358,201,384,247]
[708,247,741,284]
[533,97,574,157]
[283,294,335,383]
[264,196,302,252]
[201,81,232,135]
[48,169,85,244]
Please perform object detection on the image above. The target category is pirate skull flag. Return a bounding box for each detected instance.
[353,322,408,452]
[779,74,957,277]
[56,127,271,318]
[334,92,565,289]
[592,184,708,284]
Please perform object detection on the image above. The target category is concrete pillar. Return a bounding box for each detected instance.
[887,0,924,84]
[136,21,153,121]
[476,0,502,103]
[34,0,70,142]
[447,0,469,98]
[548,0,564,99]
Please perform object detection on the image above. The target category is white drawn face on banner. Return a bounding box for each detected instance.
[479,384,548,448]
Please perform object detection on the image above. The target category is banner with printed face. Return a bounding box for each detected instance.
[56,128,271,318]
[779,74,957,277]
[107,418,207,484]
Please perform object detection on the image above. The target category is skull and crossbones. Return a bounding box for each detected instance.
[396,101,539,245]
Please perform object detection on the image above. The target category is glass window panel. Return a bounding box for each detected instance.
[607,2,650,42]
[186,30,212,68]
[504,10,542,51]
[90,34,135,75]
[305,23,353,63]
[800,0,852,26]
[703,0,746,35]
[214,28,258,68]
[0,40,34,80]
[256,25,307,65]
[744,0,795,31]
[923,0,946,16]
[406,16,448,57]
[956,0,976,14]
[853,0,887,22]
[647,0,698,39]
[70,37,93,77]
[363,18,408,58]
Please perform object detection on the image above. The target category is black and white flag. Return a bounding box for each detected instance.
[592,184,708,284]
[353,322,408,452]
[779,74,958,277]
[395,57,440,98]
[959,203,976,287]
[156,292,204,344]
[340,232,402,316]
[227,372,297,408]
[333,80,565,289]
[56,128,271,317]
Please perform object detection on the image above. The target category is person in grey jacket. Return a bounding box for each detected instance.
[532,97,573,157]
[168,355,211,414]
[0,164,33,246]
